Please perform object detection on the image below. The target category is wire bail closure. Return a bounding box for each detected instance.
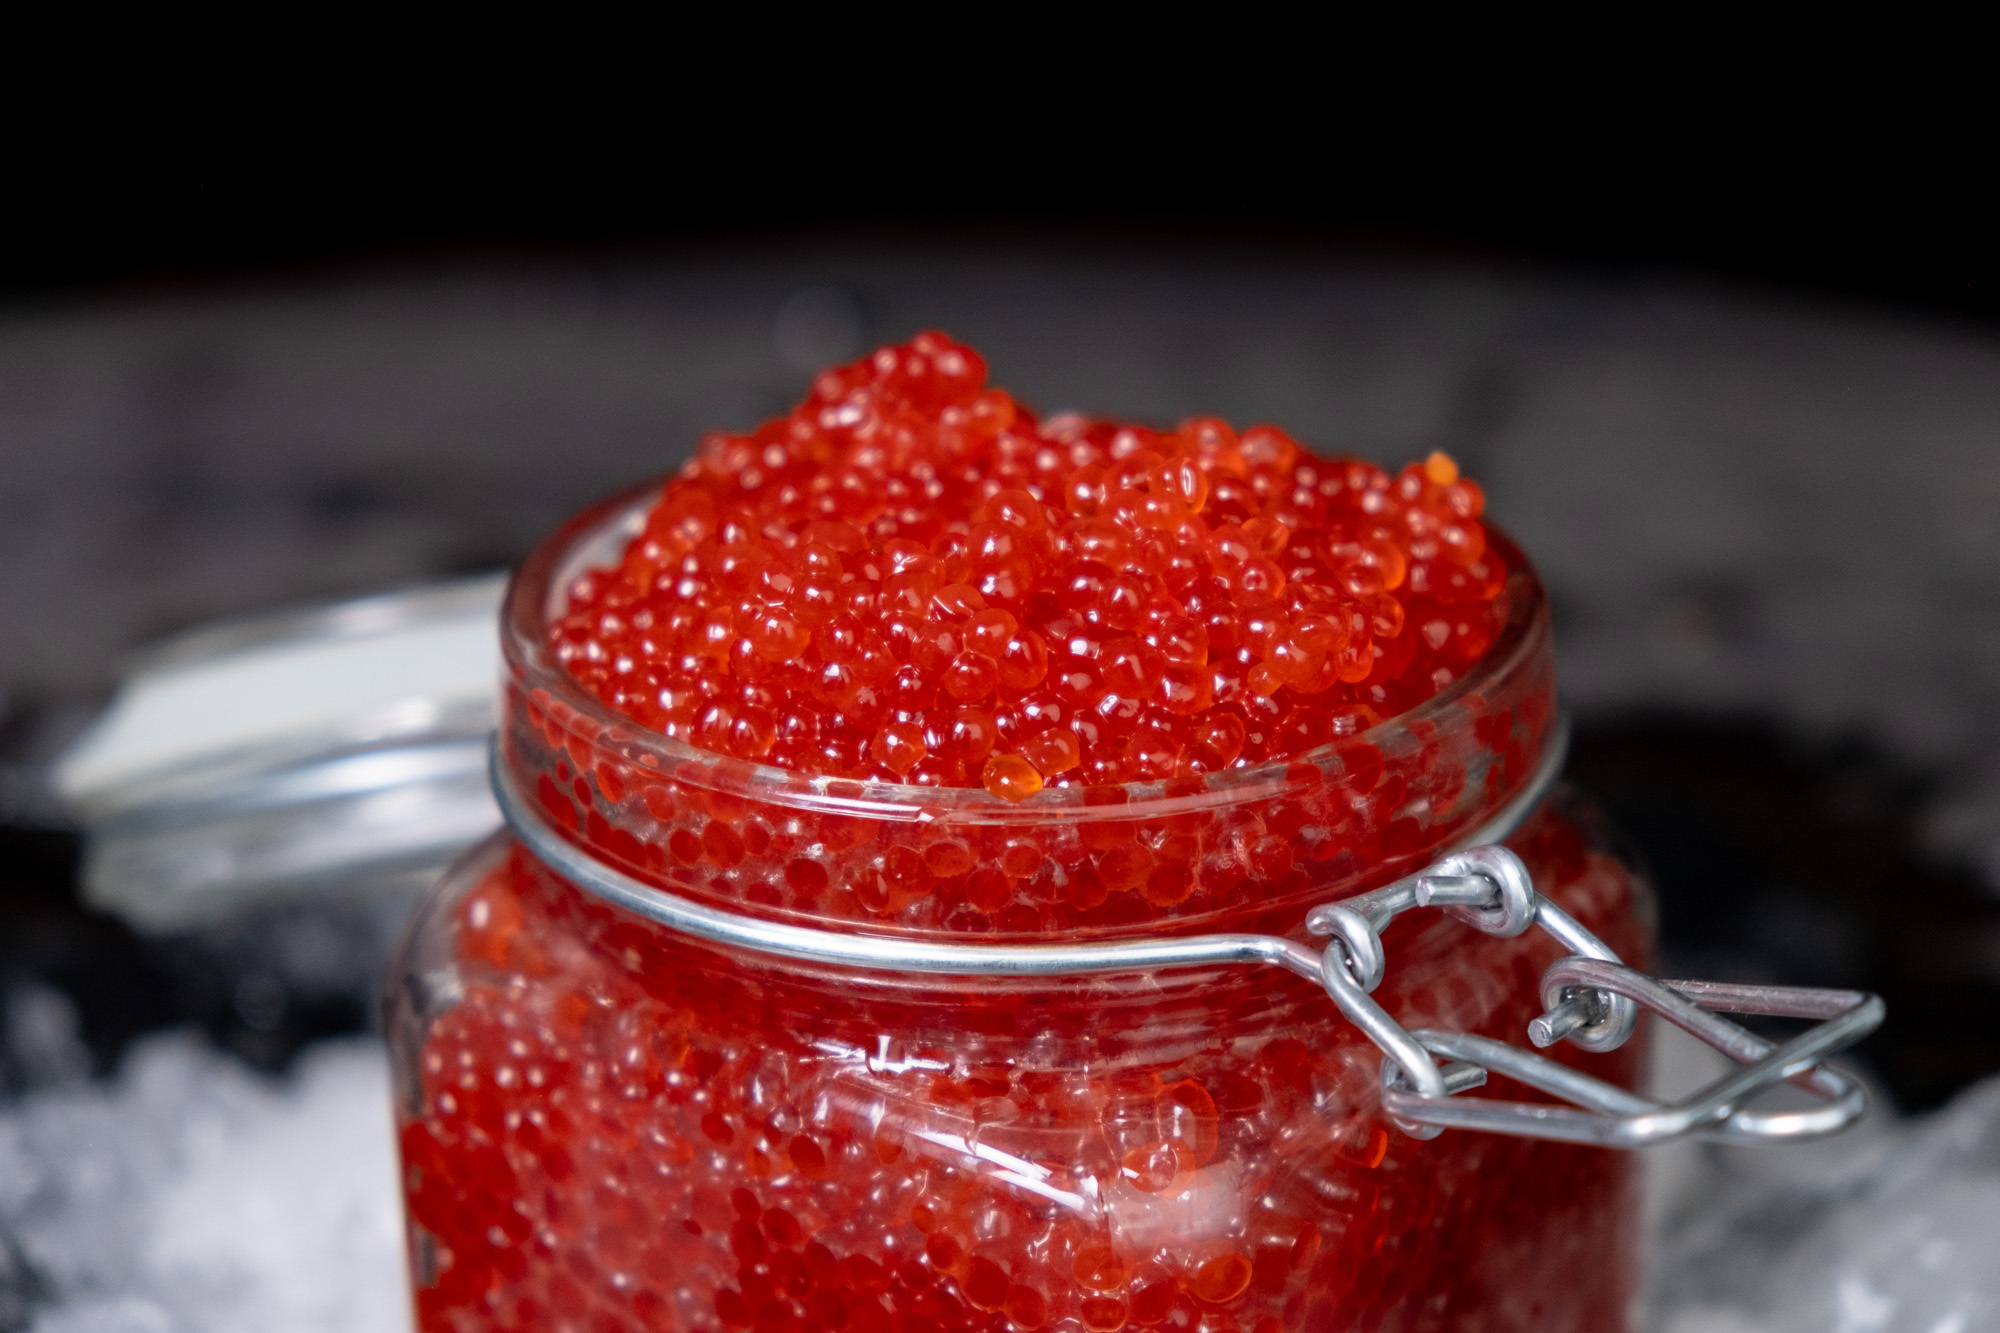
[1307,860,1881,1144]
[492,736,1882,1150]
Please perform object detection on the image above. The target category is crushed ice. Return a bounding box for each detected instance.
[0,1016,409,1333]
[6,1005,2000,1331]
[1645,1068,2000,1333]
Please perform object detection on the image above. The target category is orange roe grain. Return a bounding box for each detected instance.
[552,333,1505,791]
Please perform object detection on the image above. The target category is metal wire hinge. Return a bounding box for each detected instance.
[1305,845,1884,1146]
[493,743,1884,1150]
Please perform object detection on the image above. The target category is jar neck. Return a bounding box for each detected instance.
[497,486,1561,943]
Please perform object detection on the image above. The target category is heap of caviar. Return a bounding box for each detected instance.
[554,333,1505,800]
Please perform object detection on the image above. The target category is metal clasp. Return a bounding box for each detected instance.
[1305,848,1884,1147]
[493,739,1883,1151]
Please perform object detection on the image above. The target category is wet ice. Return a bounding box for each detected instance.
[7,1016,2000,1331]
[0,1029,408,1333]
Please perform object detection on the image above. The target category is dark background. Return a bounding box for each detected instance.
[9,147,1996,324]
[5,136,2000,1109]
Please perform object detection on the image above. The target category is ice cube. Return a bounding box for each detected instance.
[1,1031,408,1333]
[1647,1044,2000,1333]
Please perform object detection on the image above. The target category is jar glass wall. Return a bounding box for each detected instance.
[387,485,1654,1333]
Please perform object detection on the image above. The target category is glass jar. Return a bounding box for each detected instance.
[388,483,1654,1333]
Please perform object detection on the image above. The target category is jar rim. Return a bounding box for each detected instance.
[502,478,1555,827]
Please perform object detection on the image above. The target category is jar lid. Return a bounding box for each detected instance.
[54,575,507,931]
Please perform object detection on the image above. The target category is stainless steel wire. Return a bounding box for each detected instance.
[492,728,1882,1149]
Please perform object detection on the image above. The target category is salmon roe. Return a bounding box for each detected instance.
[399,809,1644,1333]
[551,332,1505,799]
[392,333,1648,1333]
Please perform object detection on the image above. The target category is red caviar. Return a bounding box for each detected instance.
[392,335,1649,1332]
[551,333,1504,799]
[399,807,1642,1333]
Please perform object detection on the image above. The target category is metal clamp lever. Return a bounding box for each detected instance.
[1314,857,1884,1146]
[494,741,1883,1149]
[1376,963,1880,1146]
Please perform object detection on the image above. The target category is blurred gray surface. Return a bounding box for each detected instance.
[4,242,2000,865]
[6,243,2000,1329]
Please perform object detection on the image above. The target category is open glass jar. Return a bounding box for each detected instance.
[388,484,1653,1333]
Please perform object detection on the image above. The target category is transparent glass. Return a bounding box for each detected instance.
[388,484,1654,1332]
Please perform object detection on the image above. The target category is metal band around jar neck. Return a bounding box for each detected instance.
[491,721,1885,1149]
[489,718,1570,982]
